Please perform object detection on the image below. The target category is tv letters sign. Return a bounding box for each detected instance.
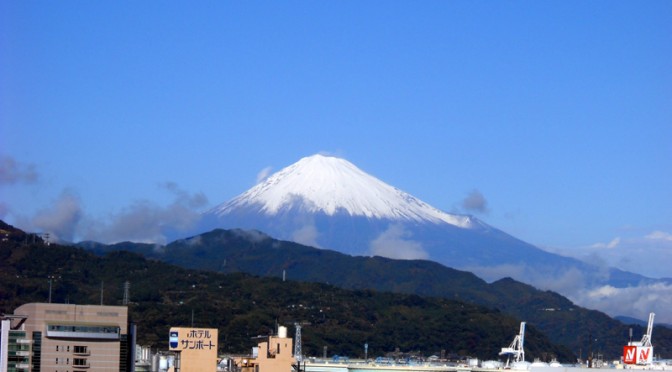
[623,346,653,364]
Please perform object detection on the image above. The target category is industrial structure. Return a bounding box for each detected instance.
[624,312,656,365]
[499,321,526,369]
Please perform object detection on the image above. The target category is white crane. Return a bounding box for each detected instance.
[625,312,655,365]
[500,322,526,368]
[640,312,655,348]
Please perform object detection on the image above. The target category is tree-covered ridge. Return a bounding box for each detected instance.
[1,222,572,361]
[80,228,672,360]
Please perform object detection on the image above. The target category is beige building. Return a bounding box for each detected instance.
[168,327,218,372]
[255,327,295,372]
[12,303,130,372]
[232,326,295,372]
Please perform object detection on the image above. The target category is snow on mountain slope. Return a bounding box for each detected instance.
[194,154,672,325]
[209,154,476,228]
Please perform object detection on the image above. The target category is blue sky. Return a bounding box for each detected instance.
[1,1,671,278]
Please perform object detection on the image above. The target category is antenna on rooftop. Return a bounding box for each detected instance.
[100,281,104,305]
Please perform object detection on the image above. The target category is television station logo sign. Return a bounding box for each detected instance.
[623,345,652,365]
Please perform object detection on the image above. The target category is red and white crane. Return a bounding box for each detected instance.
[623,312,655,365]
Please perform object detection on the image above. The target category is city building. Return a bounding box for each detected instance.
[168,327,218,372]
[9,303,131,372]
[230,326,295,372]
[1,316,31,372]
[254,326,294,372]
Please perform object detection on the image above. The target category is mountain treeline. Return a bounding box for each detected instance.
[1,221,572,361]
[80,228,672,360]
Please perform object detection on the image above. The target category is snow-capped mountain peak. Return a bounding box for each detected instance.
[209,154,475,228]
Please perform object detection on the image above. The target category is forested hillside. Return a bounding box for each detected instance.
[80,227,672,360]
[1,221,573,361]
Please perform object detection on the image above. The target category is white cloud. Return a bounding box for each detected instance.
[0,155,39,185]
[256,166,273,184]
[590,237,621,249]
[466,262,672,324]
[82,184,208,244]
[645,230,672,241]
[369,224,428,260]
[550,231,672,280]
[32,190,83,242]
[291,223,321,248]
[569,282,672,324]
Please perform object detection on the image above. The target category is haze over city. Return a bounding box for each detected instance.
[1,0,670,289]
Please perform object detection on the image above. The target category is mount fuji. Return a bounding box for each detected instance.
[198,154,646,290]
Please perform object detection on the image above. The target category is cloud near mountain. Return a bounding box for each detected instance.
[198,154,672,323]
[369,224,428,260]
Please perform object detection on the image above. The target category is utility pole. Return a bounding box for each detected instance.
[123,281,130,305]
[48,276,54,303]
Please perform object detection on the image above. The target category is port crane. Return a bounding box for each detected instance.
[499,321,525,368]
[640,312,655,348]
[624,312,655,365]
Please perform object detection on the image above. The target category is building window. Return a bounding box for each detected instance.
[33,331,43,372]
[74,345,88,354]
[73,358,87,366]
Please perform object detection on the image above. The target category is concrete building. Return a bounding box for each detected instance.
[168,327,218,372]
[1,317,31,372]
[231,326,295,372]
[10,303,130,372]
[255,326,295,372]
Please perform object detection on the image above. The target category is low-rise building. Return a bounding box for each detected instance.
[1,316,31,372]
[168,327,218,372]
[9,302,131,372]
[231,326,295,372]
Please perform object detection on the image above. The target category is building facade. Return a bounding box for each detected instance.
[11,303,130,372]
[231,326,295,372]
[254,327,294,372]
[1,318,31,372]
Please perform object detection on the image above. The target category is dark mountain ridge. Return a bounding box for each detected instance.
[79,227,672,360]
[1,221,573,361]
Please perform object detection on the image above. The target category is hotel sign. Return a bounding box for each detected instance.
[169,327,217,351]
[169,327,218,372]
